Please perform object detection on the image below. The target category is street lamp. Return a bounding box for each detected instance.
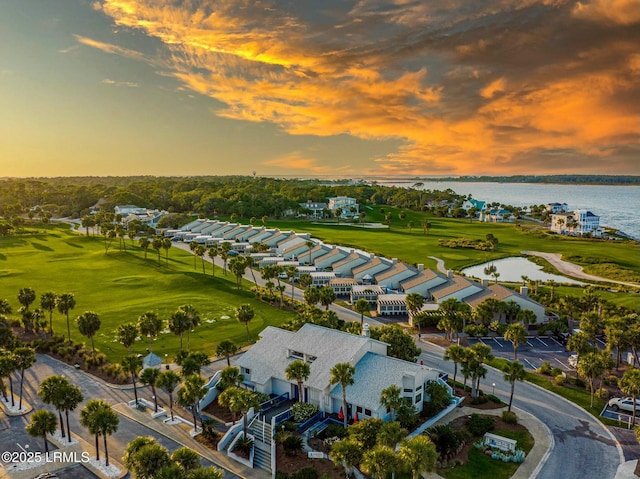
[492,383,496,395]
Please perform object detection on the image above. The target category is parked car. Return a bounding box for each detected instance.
[608,397,640,413]
[568,354,579,368]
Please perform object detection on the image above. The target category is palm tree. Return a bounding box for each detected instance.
[76,311,101,359]
[398,435,437,479]
[17,287,36,312]
[228,256,247,289]
[286,265,297,298]
[168,310,190,352]
[14,346,35,410]
[162,237,172,265]
[216,339,239,367]
[189,241,199,269]
[38,375,69,440]
[354,298,370,326]
[195,245,206,276]
[405,293,425,330]
[179,304,200,352]
[503,360,526,412]
[177,374,207,432]
[56,293,76,343]
[361,445,398,479]
[80,399,107,461]
[138,311,163,353]
[504,323,527,361]
[219,387,260,437]
[139,236,150,259]
[305,240,314,265]
[379,384,403,422]
[171,447,201,472]
[152,236,163,264]
[220,242,232,274]
[140,368,161,413]
[157,370,181,421]
[95,402,119,467]
[329,362,355,427]
[116,323,138,353]
[330,438,362,475]
[236,304,254,342]
[60,382,83,444]
[620,369,640,426]
[122,354,143,405]
[207,245,219,277]
[318,286,336,311]
[443,344,467,390]
[26,410,57,454]
[40,292,58,335]
[285,360,311,403]
[0,351,16,407]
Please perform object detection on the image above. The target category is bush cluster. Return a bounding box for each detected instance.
[438,238,493,251]
[502,411,518,424]
[291,402,319,423]
[466,414,495,436]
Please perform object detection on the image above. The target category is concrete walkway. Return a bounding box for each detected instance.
[422,405,552,479]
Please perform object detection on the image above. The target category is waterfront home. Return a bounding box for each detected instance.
[299,200,328,219]
[400,266,448,299]
[377,293,408,316]
[462,199,487,212]
[550,210,602,237]
[480,209,513,223]
[546,202,569,214]
[350,285,385,304]
[353,256,393,282]
[235,323,444,419]
[374,261,418,290]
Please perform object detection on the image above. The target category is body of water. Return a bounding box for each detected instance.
[461,257,583,284]
[376,180,640,239]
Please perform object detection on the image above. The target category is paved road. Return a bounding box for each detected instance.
[419,340,623,479]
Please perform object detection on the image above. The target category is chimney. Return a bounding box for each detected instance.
[392,258,398,264]
[447,270,454,278]
[520,286,528,297]
[350,249,355,254]
[362,323,370,337]
[482,279,489,287]
[417,264,424,271]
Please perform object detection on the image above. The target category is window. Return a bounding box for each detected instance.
[416,385,422,391]
[307,355,317,363]
[356,406,363,413]
[290,350,304,359]
[243,368,251,375]
[415,394,422,403]
[403,388,413,393]
[365,409,372,416]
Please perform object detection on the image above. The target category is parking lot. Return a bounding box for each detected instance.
[466,336,602,371]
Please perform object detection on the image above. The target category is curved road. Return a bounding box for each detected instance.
[419,341,623,479]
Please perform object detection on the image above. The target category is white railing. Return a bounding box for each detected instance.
[198,370,222,410]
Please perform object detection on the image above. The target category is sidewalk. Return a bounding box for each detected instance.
[112,402,270,479]
[423,405,552,479]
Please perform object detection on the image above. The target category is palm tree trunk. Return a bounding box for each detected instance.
[65,410,72,443]
[0,379,8,402]
[19,369,25,410]
[342,390,348,428]
[103,434,110,466]
[49,312,53,335]
[43,434,49,454]
[94,434,100,461]
[169,394,174,421]
[132,374,138,404]
[509,382,515,412]
[180,334,184,351]
[187,330,191,352]
[453,364,458,390]
[246,323,250,342]
[152,385,158,413]
[66,313,71,343]
[8,376,14,407]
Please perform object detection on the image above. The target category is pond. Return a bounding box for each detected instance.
[461,257,583,284]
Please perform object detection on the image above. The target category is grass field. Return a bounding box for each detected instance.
[0,225,296,362]
[265,207,640,276]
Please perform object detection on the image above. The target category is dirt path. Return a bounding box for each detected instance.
[521,250,640,288]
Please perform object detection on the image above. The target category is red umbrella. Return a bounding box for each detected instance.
[338,407,344,420]
[354,412,359,423]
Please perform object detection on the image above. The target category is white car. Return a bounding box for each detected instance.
[568,354,579,368]
[608,397,640,413]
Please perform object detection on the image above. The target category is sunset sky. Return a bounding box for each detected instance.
[1,0,639,177]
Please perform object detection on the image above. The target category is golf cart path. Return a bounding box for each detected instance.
[521,251,640,288]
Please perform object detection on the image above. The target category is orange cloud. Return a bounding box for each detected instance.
[87,0,640,175]
[262,152,350,174]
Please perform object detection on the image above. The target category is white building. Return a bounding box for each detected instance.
[328,197,359,217]
[550,209,602,237]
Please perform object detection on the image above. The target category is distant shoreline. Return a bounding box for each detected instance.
[366,175,640,186]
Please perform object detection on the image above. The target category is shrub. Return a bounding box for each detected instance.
[603,376,619,387]
[427,424,464,458]
[470,395,489,405]
[397,403,419,429]
[554,374,565,386]
[291,467,318,479]
[282,435,304,456]
[538,361,552,375]
[486,394,503,405]
[291,402,319,423]
[324,423,347,439]
[282,421,298,432]
[275,472,289,479]
[551,367,563,377]
[466,414,495,436]
[234,435,254,455]
[596,387,609,399]
[502,411,518,424]
[574,377,586,388]
[426,381,451,409]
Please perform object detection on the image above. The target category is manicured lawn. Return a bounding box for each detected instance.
[265,207,640,279]
[0,225,296,362]
[439,429,534,479]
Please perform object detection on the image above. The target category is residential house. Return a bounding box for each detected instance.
[463,283,546,324]
[314,247,349,271]
[303,243,333,265]
[329,278,359,296]
[235,323,444,419]
[328,197,359,217]
[222,224,252,240]
[179,218,207,232]
[188,220,217,234]
[430,274,483,303]
[263,231,294,248]
[238,227,265,242]
[479,209,513,223]
[550,210,602,237]
[247,228,278,244]
[353,256,393,283]
[276,234,311,256]
[400,266,448,299]
[331,252,370,278]
[114,205,147,216]
[462,199,487,212]
[376,294,408,316]
[350,285,385,304]
[309,272,337,287]
[546,202,569,214]
[374,261,418,290]
[299,200,328,219]
[281,241,312,261]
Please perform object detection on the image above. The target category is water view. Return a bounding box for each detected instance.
[461,256,583,285]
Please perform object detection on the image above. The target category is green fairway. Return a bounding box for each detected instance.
[265,207,640,280]
[0,225,296,362]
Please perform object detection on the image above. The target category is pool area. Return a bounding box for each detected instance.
[461,256,583,284]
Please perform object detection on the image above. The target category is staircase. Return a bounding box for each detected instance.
[250,418,273,473]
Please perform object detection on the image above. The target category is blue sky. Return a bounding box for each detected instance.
[1,0,638,177]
